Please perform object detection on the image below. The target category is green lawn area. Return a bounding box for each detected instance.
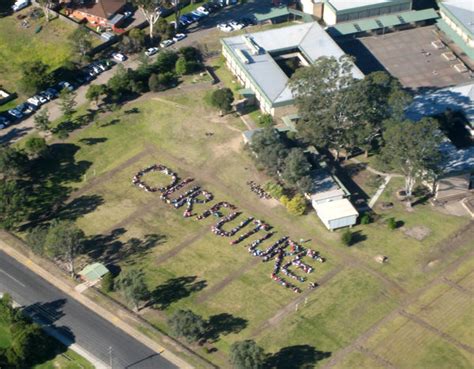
[0,10,97,112]
[0,319,93,369]
[18,67,473,368]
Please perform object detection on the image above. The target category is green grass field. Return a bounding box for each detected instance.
[23,73,472,369]
[0,10,96,111]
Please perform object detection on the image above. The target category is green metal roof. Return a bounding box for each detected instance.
[254,6,290,22]
[238,88,256,98]
[436,19,474,60]
[79,262,109,281]
[328,9,439,36]
[439,1,474,39]
[326,0,411,15]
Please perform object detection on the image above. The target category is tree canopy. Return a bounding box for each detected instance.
[168,309,207,343]
[19,61,53,95]
[380,118,443,198]
[210,88,234,114]
[229,340,266,369]
[117,269,150,311]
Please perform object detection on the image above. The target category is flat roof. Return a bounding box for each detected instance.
[314,198,359,221]
[307,169,347,202]
[254,6,290,22]
[439,0,474,37]
[222,22,363,107]
[326,0,409,13]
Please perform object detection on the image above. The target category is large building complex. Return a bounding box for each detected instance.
[437,0,474,60]
[221,22,363,118]
[298,0,412,25]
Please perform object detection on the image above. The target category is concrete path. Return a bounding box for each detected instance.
[368,174,393,208]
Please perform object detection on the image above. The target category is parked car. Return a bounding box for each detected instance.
[186,12,200,22]
[173,33,186,42]
[206,2,221,11]
[16,103,35,115]
[57,81,75,92]
[112,52,127,62]
[7,108,23,120]
[44,88,58,99]
[239,17,255,26]
[37,94,48,104]
[12,0,30,12]
[90,64,102,74]
[27,96,42,107]
[0,116,11,127]
[145,47,159,57]
[160,39,174,48]
[191,10,207,18]
[217,23,233,32]
[0,123,5,130]
[229,21,244,30]
[196,6,210,15]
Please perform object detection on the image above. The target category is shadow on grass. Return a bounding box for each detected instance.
[204,313,247,343]
[56,195,104,222]
[79,137,108,145]
[350,230,367,246]
[100,118,121,128]
[151,276,207,310]
[265,345,331,369]
[84,229,165,265]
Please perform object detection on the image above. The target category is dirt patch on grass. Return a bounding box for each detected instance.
[403,226,431,241]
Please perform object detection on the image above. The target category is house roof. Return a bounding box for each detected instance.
[439,0,474,38]
[74,0,126,20]
[79,262,109,281]
[222,22,363,108]
[314,198,359,221]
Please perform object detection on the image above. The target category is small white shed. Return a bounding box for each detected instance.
[313,198,359,230]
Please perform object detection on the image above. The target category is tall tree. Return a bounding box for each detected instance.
[37,0,52,21]
[0,146,28,179]
[43,220,85,275]
[117,269,150,311]
[281,148,311,187]
[86,84,107,106]
[58,88,77,120]
[250,128,288,177]
[19,61,53,95]
[210,88,234,115]
[381,118,443,199]
[68,27,93,62]
[133,0,164,40]
[24,137,48,158]
[346,72,412,157]
[168,309,207,343]
[290,55,358,160]
[34,108,50,132]
[0,179,29,230]
[230,340,266,369]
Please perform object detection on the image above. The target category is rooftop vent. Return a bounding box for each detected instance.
[236,49,251,64]
[244,35,263,56]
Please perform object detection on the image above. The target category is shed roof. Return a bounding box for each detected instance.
[326,0,409,13]
[314,198,359,221]
[79,262,109,281]
[307,169,347,202]
[254,6,290,22]
[73,0,125,20]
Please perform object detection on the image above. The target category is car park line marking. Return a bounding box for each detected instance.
[0,268,26,287]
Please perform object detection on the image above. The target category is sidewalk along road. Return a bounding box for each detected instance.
[0,250,178,369]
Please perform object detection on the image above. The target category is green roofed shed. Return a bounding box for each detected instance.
[79,262,109,282]
[254,6,290,23]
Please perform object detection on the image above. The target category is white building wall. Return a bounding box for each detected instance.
[440,10,474,48]
[323,6,337,25]
[328,215,357,230]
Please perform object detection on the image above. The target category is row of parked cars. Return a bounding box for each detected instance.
[0,56,123,130]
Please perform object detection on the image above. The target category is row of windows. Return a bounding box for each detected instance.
[336,3,411,22]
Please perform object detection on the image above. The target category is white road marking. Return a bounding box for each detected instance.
[0,268,26,287]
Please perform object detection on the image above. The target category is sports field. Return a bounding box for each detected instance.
[35,72,474,368]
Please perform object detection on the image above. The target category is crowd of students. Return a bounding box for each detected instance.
[132,164,178,193]
[132,163,327,293]
[247,181,271,199]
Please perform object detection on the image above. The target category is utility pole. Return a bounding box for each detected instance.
[109,346,113,369]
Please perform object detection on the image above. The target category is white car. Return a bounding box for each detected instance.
[173,33,186,42]
[27,96,42,107]
[112,52,127,62]
[145,47,159,56]
[160,39,174,48]
[217,23,233,32]
[196,6,209,15]
[12,0,30,12]
[229,21,244,30]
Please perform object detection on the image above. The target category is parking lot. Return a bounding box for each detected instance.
[338,26,473,89]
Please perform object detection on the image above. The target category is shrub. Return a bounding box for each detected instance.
[101,273,114,293]
[279,195,290,207]
[341,229,353,246]
[263,181,284,199]
[258,114,273,127]
[286,194,306,216]
[168,309,206,343]
[210,88,234,113]
[360,213,371,225]
[175,56,187,75]
[387,217,397,230]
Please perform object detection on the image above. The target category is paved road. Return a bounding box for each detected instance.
[0,250,177,369]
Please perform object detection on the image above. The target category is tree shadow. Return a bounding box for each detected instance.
[150,276,207,310]
[22,299,67,325]
[350,230,367,246]
[204,313,247,343]
[79,137,108,145]
[265,345,331,369]
[84,230,166,265]
[56,195,104,222]
[101,118,121,128]
[124,107,140,114]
